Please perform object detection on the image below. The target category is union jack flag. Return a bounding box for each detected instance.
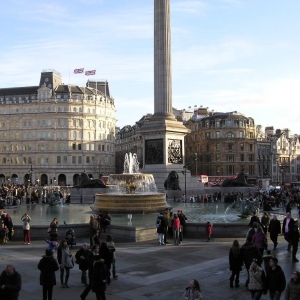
[74,68,84,74]
[85,70,96,76]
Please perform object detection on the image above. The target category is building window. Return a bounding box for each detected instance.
[57,156,61,164]
[240,154,244,162]
[249,154,253,162]
[216,131,220,138]
[240,143,244,151]
[72,143,76,150]
[226,132,234,138]
[249,144,253,151]
[78,143,82,150]
[227,155,234,162]
[216,143,220,151]
[228,165,234,175]
[78,156,82,164]
[228,144,234,151]
[239,131,244,138]
[72,156,76,164]
[216,154,221,162]
[63,156,67,164]
[86,156,90,164]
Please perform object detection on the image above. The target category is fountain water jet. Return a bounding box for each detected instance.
[91,153,172,214]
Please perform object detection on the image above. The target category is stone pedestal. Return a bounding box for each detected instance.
[70,187,107,203]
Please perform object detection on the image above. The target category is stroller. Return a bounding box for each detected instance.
[65,228,76,248]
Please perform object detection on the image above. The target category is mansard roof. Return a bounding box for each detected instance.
[0,86,38,96]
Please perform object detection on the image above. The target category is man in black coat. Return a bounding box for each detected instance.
[266,257,286,299]
[282,212,294,251]
[75,243,91,286]
[268,214,281,250]
[240,236,262,287]
[0,265,22,300]
[80,244,100,300]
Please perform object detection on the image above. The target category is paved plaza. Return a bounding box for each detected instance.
[0,234,299,300]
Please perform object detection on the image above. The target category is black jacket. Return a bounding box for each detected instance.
[91,259,111,293]
[266,265,286,293]
[87,252,101,280]
[0,269,21,300]
[229,248,243,271]
[75,248,91,271]
[240,242,262,266]
[268,219,281,235]
[37,255,59,286]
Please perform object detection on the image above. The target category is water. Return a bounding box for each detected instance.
[6,201,292,227]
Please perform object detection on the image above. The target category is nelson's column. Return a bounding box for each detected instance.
[141,0,192,192]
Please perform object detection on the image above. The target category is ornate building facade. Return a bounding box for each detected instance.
[184,108,257,182]
[0,70,116,186]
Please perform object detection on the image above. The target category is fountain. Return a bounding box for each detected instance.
[91,153,172,214]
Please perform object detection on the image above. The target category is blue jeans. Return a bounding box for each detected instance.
[269,291,282,300]
[81,270,87,284]
[250,290,263,300]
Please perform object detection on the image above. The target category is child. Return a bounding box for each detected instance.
[205,222,213,242]
[45,238,59,253]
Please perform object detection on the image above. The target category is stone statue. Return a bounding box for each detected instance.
[221,168,254,187]
[164,171,181,190]
[47,192,60,206]
[76,172,106,188]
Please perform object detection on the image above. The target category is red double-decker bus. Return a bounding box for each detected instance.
[198,175,237,186]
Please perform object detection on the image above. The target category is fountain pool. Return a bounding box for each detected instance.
[4,201,289,227]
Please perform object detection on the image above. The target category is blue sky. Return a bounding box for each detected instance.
[1,0,300,133]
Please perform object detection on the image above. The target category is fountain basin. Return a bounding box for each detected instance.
[91,193,172,214]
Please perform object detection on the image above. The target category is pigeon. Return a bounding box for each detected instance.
[64,221,67,225]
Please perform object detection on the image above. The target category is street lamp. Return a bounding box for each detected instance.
[280,166,284,185]
[181,165,187,202]
[28,165,33,185]
[195,153,198,176]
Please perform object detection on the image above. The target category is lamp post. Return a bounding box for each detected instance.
[181,165,187,202]
[195,153,198,176]
[280,166,284,186]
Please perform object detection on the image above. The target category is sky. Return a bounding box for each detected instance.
[1,0,300,134]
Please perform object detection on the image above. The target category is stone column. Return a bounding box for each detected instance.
[154,0,173,119]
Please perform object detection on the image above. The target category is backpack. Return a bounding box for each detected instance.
[156,217,161,228]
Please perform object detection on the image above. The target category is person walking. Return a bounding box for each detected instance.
[291,220,299,262]
[80,244,100,300]
[156,212,166,245]
[261,212,270,235]
[229,240,243,288]
[49,218,58,242]
[99,242,113,272]
[21,213,31,245]
[285,271,300,300]
[282,212,294,251]
[172,213,180,245]
[268,215,281,250]
[92,259,111,300]
[0,264,22,300]
[240,236,262,287]
[178,210,187,245]
[75,243,90,286]
[57,239,74,288]
[205,222,213,242]
[105,235,118,279]
[248,259,266,300]
[252,226,268,256]
[266,257,286,300]
[37,249,59,300]
[163,208,170,244]
[89,215,99,248]
[0,211,14,242]
[183,279,203,300]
